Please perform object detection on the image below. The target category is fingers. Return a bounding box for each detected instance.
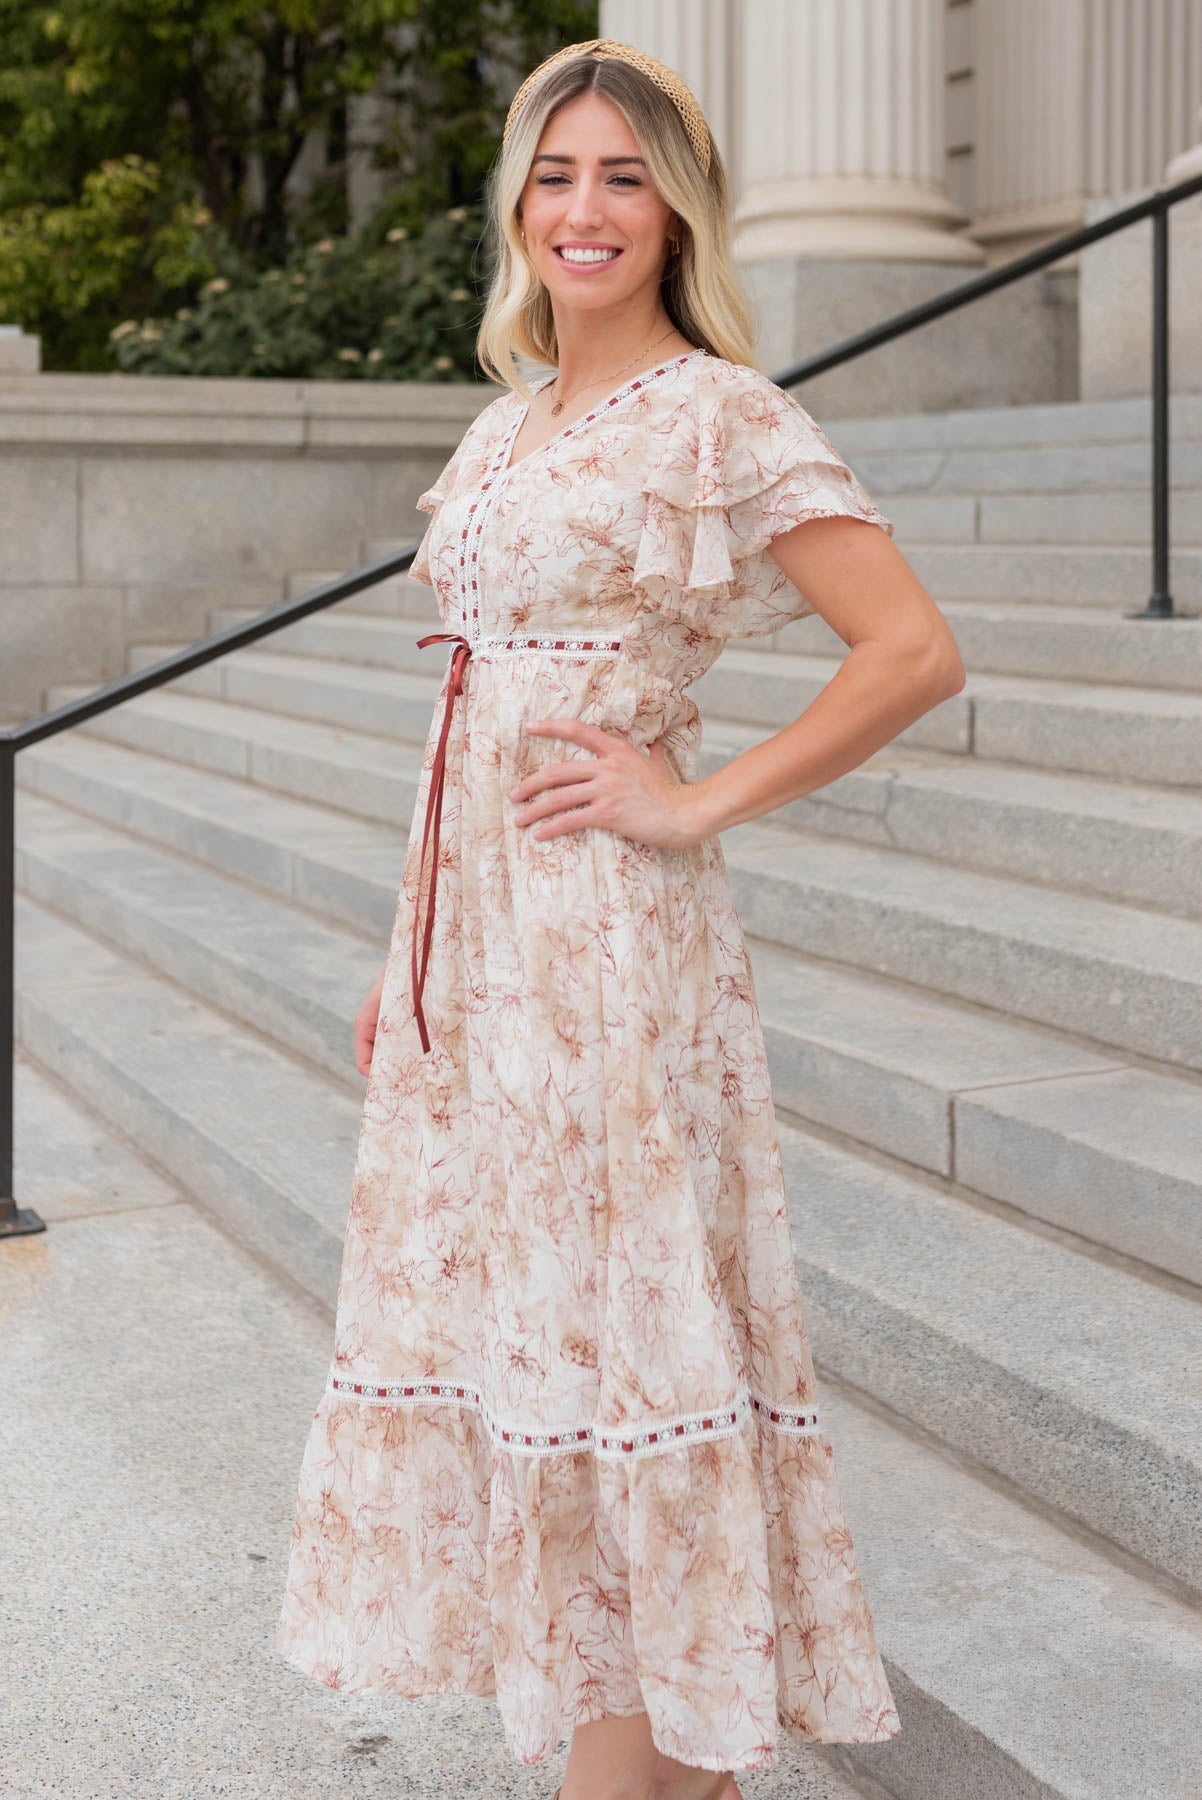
[524,801,603,840]
[512,778,596,827]
[508,757,591,801]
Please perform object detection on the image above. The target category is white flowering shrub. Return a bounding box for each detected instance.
[110,203,486,380]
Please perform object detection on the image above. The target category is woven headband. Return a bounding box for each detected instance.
[502,37,712,177]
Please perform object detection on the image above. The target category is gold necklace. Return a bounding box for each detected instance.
[547,326,683,417]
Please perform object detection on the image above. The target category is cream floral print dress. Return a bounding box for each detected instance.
[276,346,903,1774]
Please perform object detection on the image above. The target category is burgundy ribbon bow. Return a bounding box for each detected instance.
[411,631,474,1053]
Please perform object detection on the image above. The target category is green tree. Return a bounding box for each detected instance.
[0,0,595,370]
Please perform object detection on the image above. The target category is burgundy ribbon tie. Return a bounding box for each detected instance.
[411,631,474,1053]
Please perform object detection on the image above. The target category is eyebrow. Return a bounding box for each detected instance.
[532,154,647,167]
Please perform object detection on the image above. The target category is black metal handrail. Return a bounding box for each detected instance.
[4,164,1202,1233]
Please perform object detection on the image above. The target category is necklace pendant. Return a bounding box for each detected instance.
[551,400,563,416]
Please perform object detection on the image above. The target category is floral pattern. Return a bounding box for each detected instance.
[275,348,902,1772]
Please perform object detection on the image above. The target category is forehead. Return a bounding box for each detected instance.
[533,90,643,158]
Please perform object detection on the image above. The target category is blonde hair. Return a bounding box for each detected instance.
[476,50,760,402]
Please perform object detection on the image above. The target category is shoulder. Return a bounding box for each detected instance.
[673,353,827,435]
[461,384,520,446]
[645,354,846,505]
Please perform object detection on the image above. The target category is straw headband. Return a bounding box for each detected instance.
[502,37,712,178]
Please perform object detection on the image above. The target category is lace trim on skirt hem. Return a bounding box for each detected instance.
[325,1368,821,1461]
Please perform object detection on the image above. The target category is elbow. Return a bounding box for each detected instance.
[937,646,968,699]
[921,630,967,702]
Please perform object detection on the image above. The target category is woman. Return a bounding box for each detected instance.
[276,37,965,1800]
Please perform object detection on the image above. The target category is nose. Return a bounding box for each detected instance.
[565,175,608,228]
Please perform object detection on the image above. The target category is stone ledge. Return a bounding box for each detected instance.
[0,370,505,453]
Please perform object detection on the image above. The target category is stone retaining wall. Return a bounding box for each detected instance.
[0,372,500,721]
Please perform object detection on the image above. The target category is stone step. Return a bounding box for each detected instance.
[722,817,1202,1073]
[778,599,1202,692]
[699,720,1202,918]
[16,893,1202,1596]
[853,435,1202,496]
[284,567,433,617]
[51,679,1202,920]
[699,648,1202,788]
[126,638,440,746]
[23,781,1202,1288]
[700,650,1202,788]
[45,682,419,829]
[14,897,361,1313]
[882,488,1202,547]
[823,389,1202,454]
[775,1112,1202,1594]
[16,727,405,938]
[750,938,1202,1288]
[899,542,1202,609]
[194,612,1202,786]
[16,790,382,1090]
[20,728,1202,1072]
[826,1380,1202,1800]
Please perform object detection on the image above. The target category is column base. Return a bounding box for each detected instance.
[740,257,1078,419]
[1079,191,1202,401]
[734,176,986,266]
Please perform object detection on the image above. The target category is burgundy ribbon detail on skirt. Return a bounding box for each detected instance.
[411,631,474,1053]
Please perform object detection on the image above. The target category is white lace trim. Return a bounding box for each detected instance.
[325,1370,821,1462]
[471,632,626,659]
[451,349,703,644]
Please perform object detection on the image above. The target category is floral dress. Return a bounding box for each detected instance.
[275,347,903,1774]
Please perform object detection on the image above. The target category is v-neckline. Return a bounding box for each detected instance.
[499,347,706,479]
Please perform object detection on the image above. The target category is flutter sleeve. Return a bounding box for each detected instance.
[407,428,475,588]
[631,360,894,638]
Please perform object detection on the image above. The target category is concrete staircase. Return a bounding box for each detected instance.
[14,390,1202,1800]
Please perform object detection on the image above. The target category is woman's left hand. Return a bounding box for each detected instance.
[508,718,710,851]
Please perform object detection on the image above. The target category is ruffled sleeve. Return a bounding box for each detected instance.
[631,360,894,638]
[407,422,481,587]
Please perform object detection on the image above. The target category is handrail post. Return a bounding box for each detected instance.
[1134,195,1175,618]
[0,739,45,1236]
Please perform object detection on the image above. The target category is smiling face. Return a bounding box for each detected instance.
[516,91,681,316]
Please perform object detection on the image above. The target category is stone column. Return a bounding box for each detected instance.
[1165,103,1202,185]
[603,0,997,411]
[971,0,1202,262]
[599,0,737,180]
[1080,99,1202,399]
[733,0,1001,413]
[1073,0,1202,400]
[732,0,981,265]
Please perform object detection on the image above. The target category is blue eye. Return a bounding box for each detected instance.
[536,174,641,187]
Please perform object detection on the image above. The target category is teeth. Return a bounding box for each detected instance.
[558,247,620,263]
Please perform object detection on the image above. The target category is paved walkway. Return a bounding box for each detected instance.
[0,1055,861,1800]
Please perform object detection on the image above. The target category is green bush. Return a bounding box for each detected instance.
[0,154,212,371]
[109,200,488,380]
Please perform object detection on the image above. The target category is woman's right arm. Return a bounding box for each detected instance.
[354,963,388,1078]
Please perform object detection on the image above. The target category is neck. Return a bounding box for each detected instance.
[549,306,688,393]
